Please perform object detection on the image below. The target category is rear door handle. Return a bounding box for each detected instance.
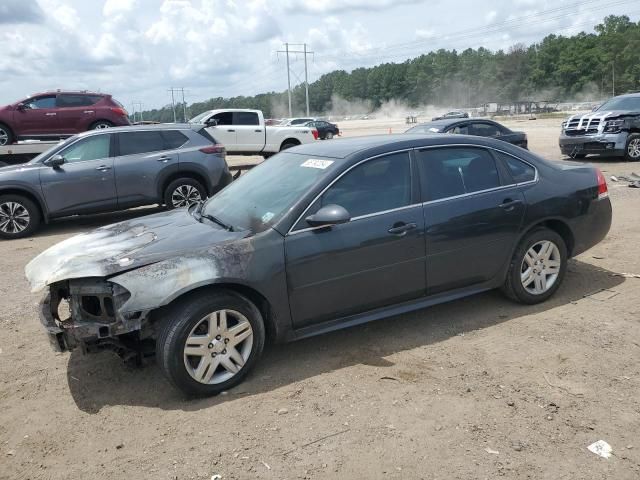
[388,222,417,235]
[254,130,262,132]
[499,198,522,211]
[157,156,172,162]
[45,113,57,116]
[95,165,112,172]
[227,129,235,132]
[83,110,94,114]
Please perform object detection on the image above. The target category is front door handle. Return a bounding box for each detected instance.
[83,110,94,114]
[227,129,235,132]
[388,222,417,235]
[45,113,57,116]
[499,198,522,211]
[95,165,112,172]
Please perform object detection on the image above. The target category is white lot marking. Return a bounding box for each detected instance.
[587,440,612,459]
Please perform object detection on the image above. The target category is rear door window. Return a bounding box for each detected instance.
[56,95,97,108]
[319,152,412,218]
[233,112,259,125]
[417,147,501,201]
[469,122,501,137]
[161,130,188,149]
[118,131,165,156]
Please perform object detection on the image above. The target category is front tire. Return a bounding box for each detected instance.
[0,123,15,146]
[501,228,567,304]
[156,290,266,397]
[572,153,587,159]
[624,133,640,162]
[163,178,206,209]
[0,194,41,239]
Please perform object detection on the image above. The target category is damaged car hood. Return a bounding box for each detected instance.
[25,208,247,292]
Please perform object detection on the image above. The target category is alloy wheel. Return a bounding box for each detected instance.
[0,201,30,234]
[520,240,561,295]
[93,123,111,130]
[183,309,254,385]
[171,185,201,208]
[0,128,8,146]
[628,138,640,159]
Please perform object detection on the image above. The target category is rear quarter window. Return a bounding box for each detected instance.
[161,130,188,149]
[494,151,536,183]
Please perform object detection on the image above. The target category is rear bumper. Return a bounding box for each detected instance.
[570,196,613,257]
[559,132,627,156]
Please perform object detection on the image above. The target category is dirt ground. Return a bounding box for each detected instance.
[1,117,639,480]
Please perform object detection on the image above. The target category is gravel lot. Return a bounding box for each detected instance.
[1,117,639,480]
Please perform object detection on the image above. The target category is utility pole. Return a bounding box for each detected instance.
[612,61,615,97]
[181,88,188,122]
[304,43,310,116]
[277,43,313,117]
[169,88,177,123]
[132,101,144,122]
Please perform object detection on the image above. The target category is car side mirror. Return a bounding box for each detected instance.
[44,154,65,168]
[305,204,350,227]
[592,105,599,112]
[16,103,27,111]
[205,118,218,127]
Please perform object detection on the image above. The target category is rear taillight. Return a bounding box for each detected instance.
[312,129,319,140]
[110,107,127,116]
[200,144,226,158]
[596,168,608,199]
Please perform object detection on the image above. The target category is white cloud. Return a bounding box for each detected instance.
[289,0,421,14]
[103,0,136,17]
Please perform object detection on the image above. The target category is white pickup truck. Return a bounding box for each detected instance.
[189,109,318,158]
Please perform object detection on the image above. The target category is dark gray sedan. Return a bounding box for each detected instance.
[26,134,611,396]
[0,124,231,238]
[408,118,528,149]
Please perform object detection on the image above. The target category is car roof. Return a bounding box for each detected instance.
[74,123,201,139]
[415,118,497,128]
[614,92,640,98]
[30,91,107,97]
[289,133,506,159]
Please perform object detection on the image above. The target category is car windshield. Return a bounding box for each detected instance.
[202,152,339,232]
[189,111,211,123]
[406,124,443,133]
[597,96,640,112]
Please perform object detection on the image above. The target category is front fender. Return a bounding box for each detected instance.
[110,239,256,313]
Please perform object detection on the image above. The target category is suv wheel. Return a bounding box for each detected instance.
[90,121,113,130]
[156,290,265,397]
[0,195,41,239]
[325,132,334,140]
[164,178,206,209]
[625,133,640,162]
[0,124,14,146]
[501,228,567,304]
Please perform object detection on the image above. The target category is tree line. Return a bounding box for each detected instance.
[138,15,640,122]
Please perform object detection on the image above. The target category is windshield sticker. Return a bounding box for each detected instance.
[261,212,275,223]
[301,159,334,169]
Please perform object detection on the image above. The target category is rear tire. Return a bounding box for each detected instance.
[0,194,41,239]
[0,123,15,146]
[501,228,567,304]
[163,178,206,209]
[156,290,265,397]
[325,132,334,140]
[624,133,640,162]
[90,120,114,130]
[280,141,299,151]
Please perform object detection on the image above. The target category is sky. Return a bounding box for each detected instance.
[1,0,638,113]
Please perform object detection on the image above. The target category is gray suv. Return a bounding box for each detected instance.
[0,124,231,238]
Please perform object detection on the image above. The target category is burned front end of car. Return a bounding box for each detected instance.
[40,278,150,358]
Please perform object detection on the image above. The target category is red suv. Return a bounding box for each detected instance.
[0,91,130,146]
